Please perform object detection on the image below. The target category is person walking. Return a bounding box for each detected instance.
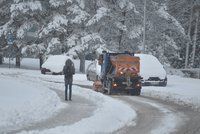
[63,59,75,101]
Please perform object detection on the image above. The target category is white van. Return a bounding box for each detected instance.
[86,60,101,81]
[135,54,167,86]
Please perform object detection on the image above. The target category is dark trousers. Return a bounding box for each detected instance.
[65,84,72,100]
[65,76,73,100]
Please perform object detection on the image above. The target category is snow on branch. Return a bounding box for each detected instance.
[10,1,42,18]
[49,0,72,7]
[39,14,68,37]
[75,0,85,9]
[47,38,62,54]
[163,34,179,50]
[115,22,127,31]
[80,33,104,47]
[17,21,38,39]
[86,7,110,26]
[68,5,90,24]
[128,25,143,39]
[67,33,106,56]
[157,6,185,35]
[22,43,45,57]
[117,0,138,12]
[0,20,13,37]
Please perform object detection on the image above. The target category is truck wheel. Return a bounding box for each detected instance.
[131,89,141,96]
[108,80,113,95]
[136,89,141,96]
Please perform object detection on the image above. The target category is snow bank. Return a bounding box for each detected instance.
[19,84,136,134]
[0,68,137,134]
[142,75,200,111]
[0,74,66,133]
[3,57,92,72]
[4,58,40,70]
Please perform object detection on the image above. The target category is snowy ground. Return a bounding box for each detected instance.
[0,68,136,134]
[142,75,200,111]
[0,71,66,133]
[1,58,200,133]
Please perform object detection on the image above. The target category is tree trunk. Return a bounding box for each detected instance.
[191,10,199,67]
[39,53,44,69]
[79,53,85,73]
[0,52,3,64]
[185,7,193,68]
[15,46,21,68]
[16,52,20,68]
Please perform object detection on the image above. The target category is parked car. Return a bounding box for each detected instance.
[86,60,101,81]
[41,55,72,75]
[135,54,167,86]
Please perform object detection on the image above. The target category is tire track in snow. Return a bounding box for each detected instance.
[8,88,96,134]
[113,96,186,134]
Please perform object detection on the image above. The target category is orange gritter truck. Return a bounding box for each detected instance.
[95,51,142,95]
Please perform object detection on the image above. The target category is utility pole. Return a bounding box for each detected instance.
[142,0,147,53]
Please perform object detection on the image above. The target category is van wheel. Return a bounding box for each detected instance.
[161,78,167,87]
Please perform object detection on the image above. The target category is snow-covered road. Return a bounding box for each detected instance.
[113,96,183,134]
[0,68,136,134]
[113,95,200,134]
[1,67,200,134]
[10,89,97,134]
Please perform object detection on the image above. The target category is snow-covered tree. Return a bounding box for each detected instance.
[0,0,197,71]
[66,32,106,73]
[167,0,200,68]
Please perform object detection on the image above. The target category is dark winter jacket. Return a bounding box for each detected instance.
[63,59,75,84]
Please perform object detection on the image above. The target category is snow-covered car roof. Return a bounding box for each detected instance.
[135,54,167,79]
[86,60,101,76]
[42,55,72,73]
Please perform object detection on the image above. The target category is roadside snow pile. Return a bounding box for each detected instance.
[142,75,200,111]
[19,83,137,134]
[4,58,40,70]
[0,75,66,133]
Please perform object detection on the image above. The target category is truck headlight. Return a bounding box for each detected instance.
[113,83,117,87]
[136,83,141,87]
